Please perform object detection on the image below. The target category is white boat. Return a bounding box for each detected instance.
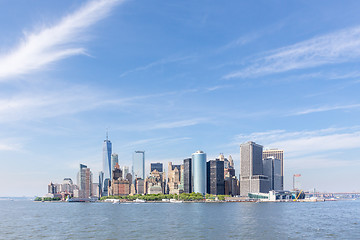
[134,198,146,203]
[170,199,183,203]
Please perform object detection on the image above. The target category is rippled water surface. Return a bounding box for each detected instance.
[0,200,359,239]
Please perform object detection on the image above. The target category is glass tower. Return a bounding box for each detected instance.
[132,151,145,183]
[102,132,112,195]
[192,150,207,195]
[111,153,119,173]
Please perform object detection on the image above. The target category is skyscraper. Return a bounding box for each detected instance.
[263,149,284,190]
[207,160,225,195]
[183,158,192,193]
[151,162,163,173]
[167,162,182,194]
[263,157,282,191]
[240,141,270,196]
[77,164,92,198]
[102,132,112,196]
[111,153,119,172]
[132,151,145,182]
[192,150,207,195]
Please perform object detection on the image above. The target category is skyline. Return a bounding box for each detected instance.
[1,0,360,196]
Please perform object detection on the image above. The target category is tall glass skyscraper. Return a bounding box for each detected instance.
[102,132,112,195]
[132,151,145,183]
[111,153,119,173]
[192,150,207,195]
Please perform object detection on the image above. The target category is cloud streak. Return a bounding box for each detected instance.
[236,126,360,159]
[0,0,123,80]
[224,26,360,79]
[291,103,360,116]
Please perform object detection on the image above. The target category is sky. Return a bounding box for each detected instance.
[1,0,360,196]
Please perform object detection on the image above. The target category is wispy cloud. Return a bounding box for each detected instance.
[290,103,360,116]
[119,55,196,78]
[0,0,124,80]
[116,118,208,131]
[224,26,360,79]
[235,126,360,159]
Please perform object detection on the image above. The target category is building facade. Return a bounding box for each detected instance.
[132,151,145,182]
[111,153,119,172]
[206,160,225,195]
[183,158,192,193]
[240,141,270,196]
[150,162,163,173]
[263,157,282,191]
[192,150,207,195]
[77,164,92,198]
[102,133,112,196]
[167,162,182,194]
[263,149,284,190]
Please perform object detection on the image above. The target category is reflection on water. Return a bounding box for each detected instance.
[0,200,359,239]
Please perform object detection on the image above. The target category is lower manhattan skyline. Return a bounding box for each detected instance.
[1,0,360,197]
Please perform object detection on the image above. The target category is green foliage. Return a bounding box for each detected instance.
[34,197,42,201]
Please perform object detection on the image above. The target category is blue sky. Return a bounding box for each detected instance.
[1,0,360,196]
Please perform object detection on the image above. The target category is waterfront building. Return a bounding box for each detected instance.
[263,157,282,191]
[111,153,119,172]
[240,142,270,196]
[151,162,163,173]
[206,160,225,195]
[102,132,112,196]
[109,163,129,196]
[183,158,192,193]
[135,178,145,194]
[77,164,92,198]
[146,169,166,194]
[167,162,182,194]
[132,151,145,182]
[60,178,76,194]
[192,150,207,195]
[92,183,99,197]
[263,149,284,190]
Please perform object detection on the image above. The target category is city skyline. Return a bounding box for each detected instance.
[1,0,360,196]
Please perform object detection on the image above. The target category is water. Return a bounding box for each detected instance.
[0,200,359,239]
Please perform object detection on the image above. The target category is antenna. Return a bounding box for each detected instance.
[106,128,109,140]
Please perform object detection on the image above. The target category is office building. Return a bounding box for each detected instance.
[102,132,112,196]
[192,150,207,195]
[183,158,192,193]
[132,151,145,182]
[240,141,270,196]
[263,149,284,190]
[151,162,163,173]
[146,169,166,194]
[207,160,225,195]
[263,157,282,191]
[167,162,182,194]
[111,153,119,172]
[109,163,129,196]
[122,166,129,179]
[77,164,92,198]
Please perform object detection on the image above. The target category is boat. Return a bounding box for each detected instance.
[134,198,146,203]
[170,199,183,203]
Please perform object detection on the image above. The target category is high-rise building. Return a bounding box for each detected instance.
[240,141,270,196]
[102,132,112,196]
[77,164,92,198]
[122,166,129,179]
[151,162,163,173]
[192,150,207,195]
[109,163,130,196]
[207,160,225,195]
[167,162,182,194]
[132,151,145,182]
[111,153,119,172]
[263,157,282,191]
[145,169,166,194]
[183,158,192,193]
[263,149,284,190]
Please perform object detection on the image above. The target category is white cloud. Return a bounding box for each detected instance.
[235,126,360,159]
[224,26,360,79]
[119,55,196,78]
[0,0,124,80]
[291,103,360,116]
